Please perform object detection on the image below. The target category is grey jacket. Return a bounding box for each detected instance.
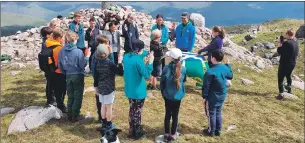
[101,30,121,53]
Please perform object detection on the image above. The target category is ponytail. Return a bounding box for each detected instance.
[174,57,182,90]
[212,26,226,39]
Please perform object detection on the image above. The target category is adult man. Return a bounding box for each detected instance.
[122,13,139,53]
[175,12,196,52]
[276,29,299,100]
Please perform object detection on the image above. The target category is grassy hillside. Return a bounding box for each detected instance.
[1,19,304,143]
[1,12,46,27]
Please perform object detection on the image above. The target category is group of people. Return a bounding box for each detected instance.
[38,9,298,142]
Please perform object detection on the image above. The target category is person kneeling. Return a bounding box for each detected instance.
[93,44,123,130]
[202,49,233,136]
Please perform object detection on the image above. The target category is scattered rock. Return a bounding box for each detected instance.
[237,69,241,73]
[255,42,264,48]
[256,60,265,69]
[227,124,237,132]
[0,107,15,116]
[292,80,304,91]
[16,31,22,34]
[271,57,280,65]
[257,25,263,32]
[226,80,232,87]
[7,105,62,135]
[296,24,305,39]
[263,42,275,49]
[10,71,21,76]
[264,53,273,59]
[241,78,254,85]
[282,92,299,100]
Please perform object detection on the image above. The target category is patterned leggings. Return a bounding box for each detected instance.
[128,99,145,133]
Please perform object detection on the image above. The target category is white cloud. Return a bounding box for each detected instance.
[247,3,263,9]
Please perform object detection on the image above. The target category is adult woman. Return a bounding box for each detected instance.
[123,39,154,139]
[151,14,169,69]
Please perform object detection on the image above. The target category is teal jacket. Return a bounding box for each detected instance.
[160,61,187,101]
[202,64,233,106]
[150,24,169,45]
[175,22,196,52]
[69,21,85,49]
[123,52,153,100]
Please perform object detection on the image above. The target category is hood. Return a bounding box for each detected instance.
[45,38,61,48]
[63,43,78,51]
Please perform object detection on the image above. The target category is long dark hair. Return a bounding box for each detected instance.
[213,26,226,39]
[173,57,182,90]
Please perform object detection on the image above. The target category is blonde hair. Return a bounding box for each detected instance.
[151,29,161,41]
[52,29,64,40]
[65,31,79,43]
[96,35,109,44]
[74,12,82,18]
[286,29,295,37]
[49,20,57,28]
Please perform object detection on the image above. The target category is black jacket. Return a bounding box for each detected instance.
[150,40,164,61]
[122,21,139,53]
[85,26,100,52]
[93,58,123,95]
[277,39,299,66]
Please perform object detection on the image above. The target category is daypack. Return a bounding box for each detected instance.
[38,44,60,74]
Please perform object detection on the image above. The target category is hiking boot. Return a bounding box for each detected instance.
[202,128,214,137]
[71,114,86,123]
[58,105,68,113]
[284,85,292,93]
[215,130,221,136]
[128,125,145,140]
[147,84,153,90]
[276,93,284,100]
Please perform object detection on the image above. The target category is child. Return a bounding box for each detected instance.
[202,49,233,136]
[197,26,226,67]
[123,39,154,139]
[58,31,86,122]
[69,12,86,55]
[91,35,114,122]
[45,30,67,113]
[93,44,123,130]
[160,48,187,142]
[147,29,163,90]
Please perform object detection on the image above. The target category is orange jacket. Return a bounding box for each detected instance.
[45,38,63,73]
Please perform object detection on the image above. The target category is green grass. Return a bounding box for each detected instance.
[1,12,46,27]
[1,55,304,143]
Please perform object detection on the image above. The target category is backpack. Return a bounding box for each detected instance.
[38,44,60,74]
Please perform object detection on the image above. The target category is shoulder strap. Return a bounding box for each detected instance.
[48,44,61,49]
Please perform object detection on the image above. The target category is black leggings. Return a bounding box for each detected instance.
[278,64,295,93]
[164,98,181,134]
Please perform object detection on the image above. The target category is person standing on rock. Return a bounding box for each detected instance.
[202,49,233,137]
[151,14,169,69]
[85,17,101,71]
[122,13,139,53]
[197,26,226,67]
[175,12,195,52]
[45,30,67,113]
[123,39,154,139]
[69,12,86,55]
[101,22,121,65]
[276,29,299,100]
[58,31,86,122]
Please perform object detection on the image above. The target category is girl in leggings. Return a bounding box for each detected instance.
[160,48,187,142]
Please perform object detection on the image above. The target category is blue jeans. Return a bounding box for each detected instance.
[206,101,222,133]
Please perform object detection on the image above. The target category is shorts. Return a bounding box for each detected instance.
[98,91,115,104]
[152,61,162,77]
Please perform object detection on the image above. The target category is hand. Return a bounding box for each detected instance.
[124,24,128,31]
[108,45,113,53]
[197,49,203,54]
[202,99,206,105]
[148,51,154,64]
[118,51,123,64]
[95,87,98,95]
[225,58,230,64]
[277,42,282,48]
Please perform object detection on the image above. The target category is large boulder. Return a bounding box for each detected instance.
[190,13,205,28]
[263,42,275,49]
[296,24,305,39]
[7,105,62,135]
[0,107,15,116]
[292,80,304,91]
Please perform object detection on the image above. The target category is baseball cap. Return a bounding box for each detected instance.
[166,48,182,60]
[96,44,109,56]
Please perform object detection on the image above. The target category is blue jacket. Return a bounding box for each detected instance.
[202,64,233,106]
[58,43,85,75]
[123,52,153,100]
[69,21,85,49]
[199,36,223,62]
[151,24,169,45]
[175,22,196,52]
[160,62,187,101]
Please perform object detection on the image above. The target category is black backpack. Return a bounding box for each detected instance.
[38,44,60,74]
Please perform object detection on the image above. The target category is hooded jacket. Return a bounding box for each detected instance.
[45,39,63,73]
[160,61,187,101]
[69,21,85,49]
[58,43,85,75]
[175,22,196,52]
